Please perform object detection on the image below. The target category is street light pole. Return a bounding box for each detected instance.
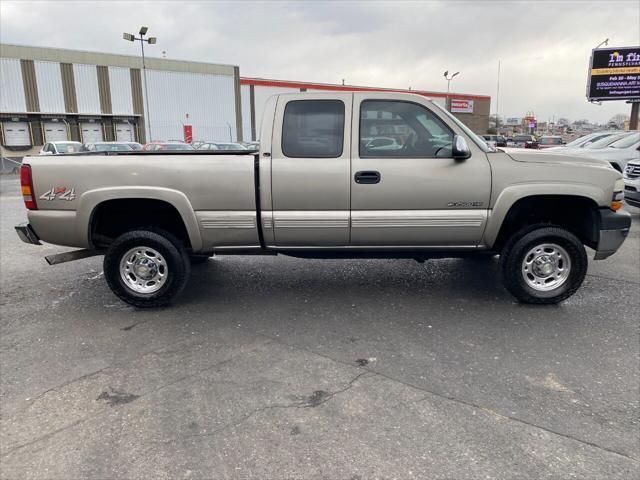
[124,27,157,142]
[443,70,460,110]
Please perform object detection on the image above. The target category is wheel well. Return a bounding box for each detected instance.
[493,195,600,251]
[90,199,191,249]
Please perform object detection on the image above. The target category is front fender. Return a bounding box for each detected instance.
[78,186,203,251]
[483,183,607,248]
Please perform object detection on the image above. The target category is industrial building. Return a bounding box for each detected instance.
[1,43,490,158]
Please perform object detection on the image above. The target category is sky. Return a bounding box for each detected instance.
[1,0,639,124]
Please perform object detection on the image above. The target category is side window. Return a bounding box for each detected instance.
[282,100,344,158]
[360,100,454,158]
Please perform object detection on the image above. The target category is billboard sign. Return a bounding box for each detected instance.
[450,99,474,113]
[587,46,640,101]
[503,117,521,126]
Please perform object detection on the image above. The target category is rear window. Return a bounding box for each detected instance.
[610,133,640,149]
[282,100,345,158]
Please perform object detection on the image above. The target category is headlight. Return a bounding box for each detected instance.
[611,179,625,211]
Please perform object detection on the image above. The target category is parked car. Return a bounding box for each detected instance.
[242,141,260,150]
[39,141,83,155]
[623,159,640,208]
[364,137,402,151]
[195,142,219,150]
[82,142,135,152]
[191,141,206,150]
[580,132,640,173]
[16,91,629,308]
[571,132,632,156]
[482,135,507,147]
[505,137,516,147]
[210,142,247,151]
[545,131,624,152]
[538,136,564,149]
[125,142,143,151]
[142,142,195,151]
[513,134,539,149]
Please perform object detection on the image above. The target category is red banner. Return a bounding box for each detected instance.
[183,125,193,143]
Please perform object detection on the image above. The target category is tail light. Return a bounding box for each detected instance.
[20,164,37,210]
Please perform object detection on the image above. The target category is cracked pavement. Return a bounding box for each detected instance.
[1,175,639,479]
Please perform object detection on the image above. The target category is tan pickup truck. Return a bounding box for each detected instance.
[16,92,631,307]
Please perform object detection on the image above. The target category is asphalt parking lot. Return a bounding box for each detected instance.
[1,174,638,479]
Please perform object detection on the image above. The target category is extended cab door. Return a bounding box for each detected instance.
[350,92,491,247]
[269,93,352,246]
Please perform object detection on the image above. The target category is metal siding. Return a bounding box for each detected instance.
[34,60,65,113]
[0,58,26,112]
[241,84,252,141]
[108,66,134,115]
[73,63,101,113]
[144,69,237,142]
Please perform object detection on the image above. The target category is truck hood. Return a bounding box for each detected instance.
[500,148,612,169]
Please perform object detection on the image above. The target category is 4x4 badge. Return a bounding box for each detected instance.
[39,186,76,201]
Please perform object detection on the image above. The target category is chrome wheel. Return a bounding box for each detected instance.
[521,243,571,292]
[119,246,167,294]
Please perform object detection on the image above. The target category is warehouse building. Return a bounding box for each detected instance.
[1,43,490,158]
[0,43,241,157]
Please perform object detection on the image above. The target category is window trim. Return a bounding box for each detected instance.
[358,99,455,159]
[282,99,346,159]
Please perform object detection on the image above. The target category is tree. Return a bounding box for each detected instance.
[608,113,629,129]
[486,127,497,134]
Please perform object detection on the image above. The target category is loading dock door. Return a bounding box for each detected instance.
[3,122,31,146]
[43,122,68,142]
[81,123,103,143]
[115,123,134,142]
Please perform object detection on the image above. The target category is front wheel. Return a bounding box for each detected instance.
[501,226,588,304]
[104,229,191,308]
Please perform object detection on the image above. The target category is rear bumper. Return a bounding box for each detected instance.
[594,209,631,260]
[15,223,42,245]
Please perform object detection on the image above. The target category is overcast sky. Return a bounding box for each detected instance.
[1,0,638,123]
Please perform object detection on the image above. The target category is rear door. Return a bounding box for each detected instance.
[350,92,491,247]
[115,123,134,142]
[270,93,352,246]
[3,121,31,146]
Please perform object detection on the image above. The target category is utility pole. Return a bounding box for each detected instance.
[443,70,460,110]
[495,60,501,130]
[124,27,157,142]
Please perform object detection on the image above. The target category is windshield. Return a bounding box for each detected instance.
[94,144,134,152]
[56,143,82,153]
[164,144,194,150]
[431,102,491,152]
[609,132,640,149]
[540,137,562,145]
[585,133,628,149]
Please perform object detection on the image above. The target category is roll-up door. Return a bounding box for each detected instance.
[2,122,31,146]
[115,123,134,142]
[80,123,103,143]
[43,122,68,142]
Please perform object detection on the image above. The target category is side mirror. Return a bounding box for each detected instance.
[452,135,471,160]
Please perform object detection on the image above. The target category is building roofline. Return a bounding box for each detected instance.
[240,77,491,101]
[0,43,236,76]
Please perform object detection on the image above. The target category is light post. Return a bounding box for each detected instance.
[124,27,157,141]
[443,70,460,110]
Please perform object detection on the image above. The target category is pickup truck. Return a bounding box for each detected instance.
[16,92,631,307]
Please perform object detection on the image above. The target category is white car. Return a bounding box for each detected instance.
[39,141,83,155]
[581,132,640,173]
[623,160,640,208]
[545,131,624,153]
[570,132,633,156]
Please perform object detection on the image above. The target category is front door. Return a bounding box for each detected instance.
[270,93,352,246]
[350,93,491,247]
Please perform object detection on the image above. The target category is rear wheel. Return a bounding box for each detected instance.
[501,225,587,304]
[104,229,190,308]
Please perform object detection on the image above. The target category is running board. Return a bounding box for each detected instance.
[45,249,104,265]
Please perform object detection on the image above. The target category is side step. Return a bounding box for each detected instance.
[45,249,104,265]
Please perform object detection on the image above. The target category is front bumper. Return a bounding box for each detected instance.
[594,209,631,260]
[15,223,41,245]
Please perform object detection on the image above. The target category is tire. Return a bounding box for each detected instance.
[501,225,587,304]
[104,229,191,308]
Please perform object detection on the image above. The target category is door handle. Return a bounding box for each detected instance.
[354,171,381,184]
